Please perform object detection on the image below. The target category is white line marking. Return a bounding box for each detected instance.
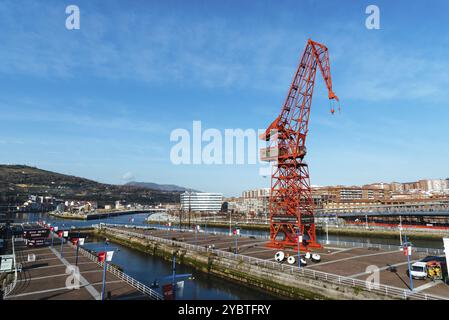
[50,247,101,300]
[306,250,400,268]
[414,280,444,293]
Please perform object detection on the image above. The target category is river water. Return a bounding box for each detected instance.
[10,211,445,299]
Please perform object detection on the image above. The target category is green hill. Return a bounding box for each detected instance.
[0,165,181,206]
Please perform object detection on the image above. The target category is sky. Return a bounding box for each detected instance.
[0,0,449,197]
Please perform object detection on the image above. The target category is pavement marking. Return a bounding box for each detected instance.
[241,248,274,255]
[29,252,77,258]
[18,247,52,254]
[21,255,77,263]
[50,247,101,300]
[16,270,103,283]
[348,260,419,278]
[5,280,123,299]
[21,261,96,272]
[305,250,400,268]
[6,284,94,299]
[328,247,361,255]
[414,280,444,293]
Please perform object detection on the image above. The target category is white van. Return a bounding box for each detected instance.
[410,262,427,280]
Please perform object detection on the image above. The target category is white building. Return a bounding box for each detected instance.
[420,179,449,193]
[180,192,223,213]
[240,188,270,215]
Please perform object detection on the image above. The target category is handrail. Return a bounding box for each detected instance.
[71,241,163,300]
[100,223,445,255]
[3,236,21,297]
[99,224,448,301]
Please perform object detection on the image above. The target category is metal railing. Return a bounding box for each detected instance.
[72,242,163,300]
[102,223,445,254]
[99,224,448,301]
[3,236,23,298]
[323,239,445,255]
[316,202,449,217]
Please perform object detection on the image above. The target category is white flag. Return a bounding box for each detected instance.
[54,226,59,232]
[78,238,85,246]
[63,231,69,237]
[106,251,114,262]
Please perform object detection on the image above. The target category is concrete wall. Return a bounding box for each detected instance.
[94,228,394,300]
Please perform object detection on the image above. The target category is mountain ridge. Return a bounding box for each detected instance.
[125,181,199,193]
[0,165,181,206]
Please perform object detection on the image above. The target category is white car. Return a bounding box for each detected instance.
[410,262,427,280]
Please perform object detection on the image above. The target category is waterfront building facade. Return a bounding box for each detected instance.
[180,192,223,213]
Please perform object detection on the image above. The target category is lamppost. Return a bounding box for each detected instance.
[297,231,303,271]
[50,227,54,248]
[172,252,177,299]
[399,215,403,246]
[60,227,66,258]
[403,235,414,292]
[325,218,330,245]
[195,225,198,245]
[75,232,85,267]
[99,243,116,301]
[233,226,240,254]
[188,191,192,229]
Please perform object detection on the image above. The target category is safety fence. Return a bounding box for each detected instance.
[3,237,23,298]
[67,236,163,300]
[97,223,445,255]
[323,239,445,256]
[98,224,448,301]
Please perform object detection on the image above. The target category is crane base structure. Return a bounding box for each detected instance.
[260,39,339,251]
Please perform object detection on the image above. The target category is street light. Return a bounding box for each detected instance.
[297,231,303,271]
[195,225,199,245]
[403,235,414,292]
[75,232,85,267]
[97,243,117,301]
[229,212,232,236]
[60,227,66,258]
[233,226,240,254]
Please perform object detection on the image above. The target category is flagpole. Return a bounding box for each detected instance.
[101,257,107,300]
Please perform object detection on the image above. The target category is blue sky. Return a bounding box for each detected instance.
[1,0,449,197]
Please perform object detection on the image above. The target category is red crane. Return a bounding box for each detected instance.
[260,39,339,250]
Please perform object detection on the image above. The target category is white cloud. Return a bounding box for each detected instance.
[122,172,135,181]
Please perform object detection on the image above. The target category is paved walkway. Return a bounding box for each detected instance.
[6,239,149,300]
[115,226,449,299]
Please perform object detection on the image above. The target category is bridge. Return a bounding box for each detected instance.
[315,201,449,218]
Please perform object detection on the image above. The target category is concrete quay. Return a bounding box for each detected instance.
[49,209,154,221]
[94,225,449,300]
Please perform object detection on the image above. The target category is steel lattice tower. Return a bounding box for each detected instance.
[260,39,339,249]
